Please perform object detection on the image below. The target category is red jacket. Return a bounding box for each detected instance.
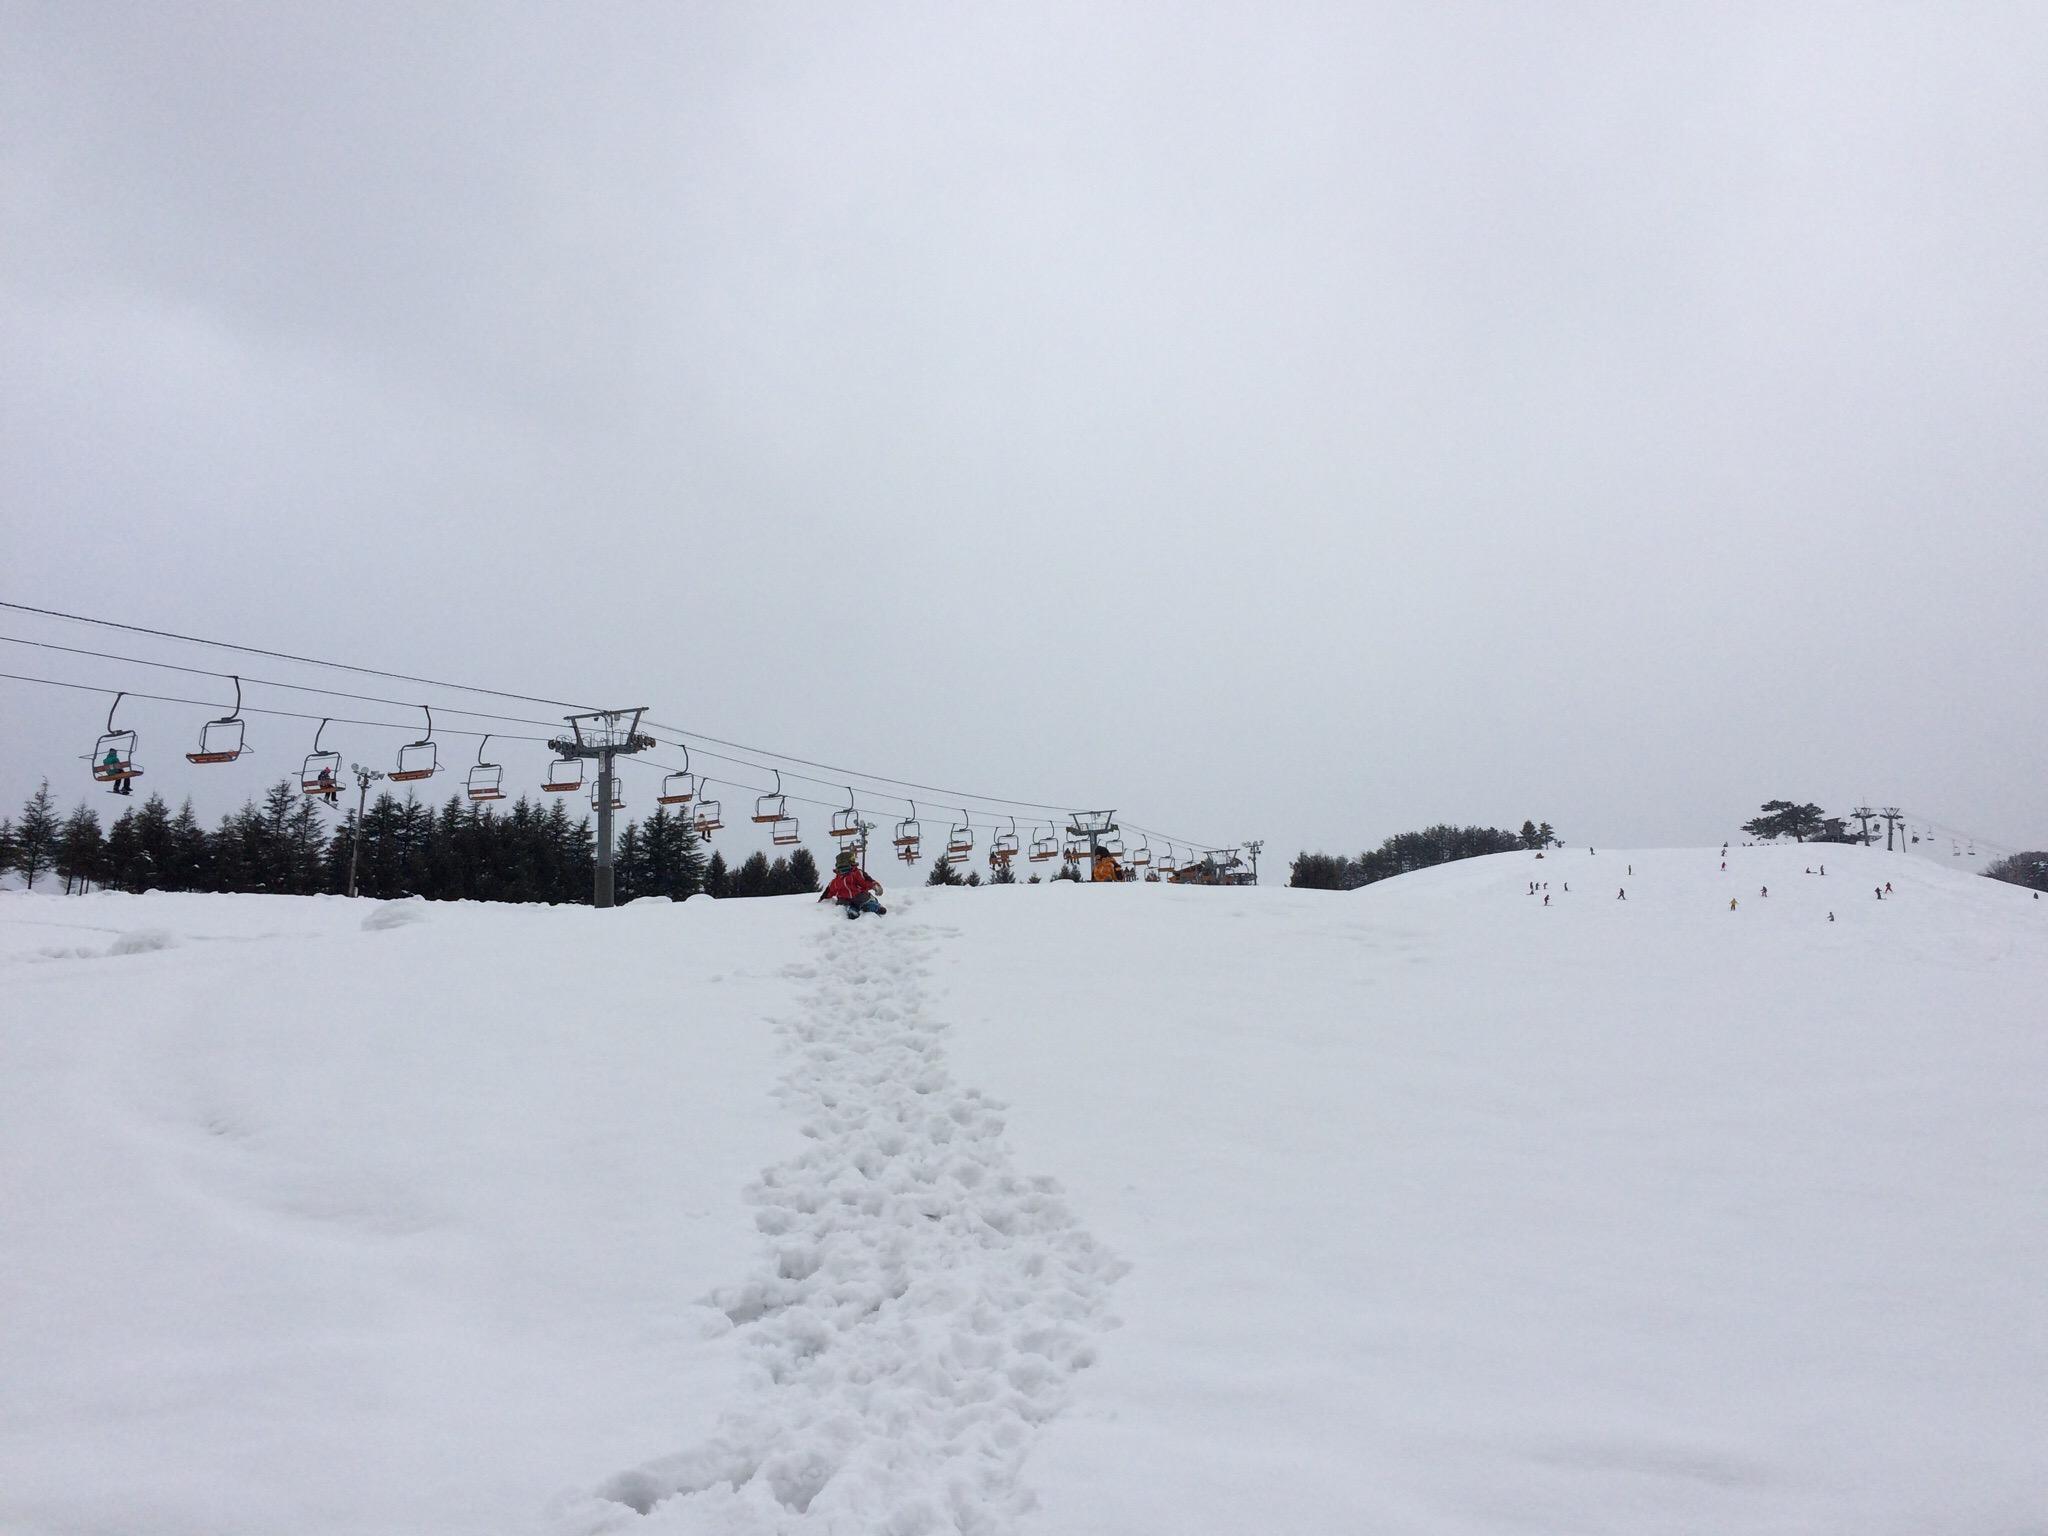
[823,868,880,903]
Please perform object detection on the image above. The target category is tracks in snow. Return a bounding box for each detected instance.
[569,901,1125,1535]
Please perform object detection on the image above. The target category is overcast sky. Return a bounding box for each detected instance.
[4,2,2044,868]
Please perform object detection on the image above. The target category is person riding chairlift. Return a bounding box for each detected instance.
[102,747,133,796]
[315,766,339,807]
[821,849,886,919]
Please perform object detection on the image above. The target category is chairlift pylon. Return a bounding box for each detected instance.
[467,734,505,801]
[656,744,696,806]
[752,769,788,825]
[91,692,143,789]
[300,718,342,800]
[186,675,248,764]
[390,705,439,783]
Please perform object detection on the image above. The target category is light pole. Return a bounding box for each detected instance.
[346,763,385,899]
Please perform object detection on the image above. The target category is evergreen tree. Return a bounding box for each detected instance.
[1740,800,1828,843]
[11,781,58,889]
[926,857,965,887]
[635,807,707,901]
[704,849,731,899]
[56,804,105,893]
[1055,859,1082,882]
[1027,872,1042,884]
[988,858,1017,885]
[614,821,645,902]
[965,869,982,886]
[733,850,772,898]
[785,846,822,894]
[1288,852,1348,889]
[0,816,15,878]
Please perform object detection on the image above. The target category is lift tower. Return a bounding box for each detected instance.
[547,709,657,908]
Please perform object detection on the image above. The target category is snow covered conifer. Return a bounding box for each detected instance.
[12,781,57,889]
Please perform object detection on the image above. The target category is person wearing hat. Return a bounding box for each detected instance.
[820,848,887,918]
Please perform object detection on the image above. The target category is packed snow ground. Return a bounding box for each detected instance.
[2,843,2044,1534]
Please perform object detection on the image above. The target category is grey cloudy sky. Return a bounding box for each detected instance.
[4,2,2044,865]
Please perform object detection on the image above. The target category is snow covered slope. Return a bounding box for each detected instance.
[2,844,2044,1535]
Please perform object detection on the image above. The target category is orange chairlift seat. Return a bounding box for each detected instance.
[466,735,505,801]
[300,718,342,795]
[656,744,696,805]
[90,692,144,787]
[990,816,1020,865]
[752,769,788,824]
[543,756,585,794]
[693,782,723,838]
[945,811,974,863]
[186,675,248,764]
[591,778,624,812]
[389,705,440,783]
[1131,836,1152,869]
[894,801,923,858]
[1028,823,1057,862]
[830,785,862,841]
[772,814,802,847]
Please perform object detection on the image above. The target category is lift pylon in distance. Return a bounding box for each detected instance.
[546,708,658,909]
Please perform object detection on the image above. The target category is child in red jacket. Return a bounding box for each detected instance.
[821,851,886,918]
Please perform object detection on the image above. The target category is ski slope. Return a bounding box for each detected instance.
[2,844,2044,1535]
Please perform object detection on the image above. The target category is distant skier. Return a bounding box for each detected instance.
[1543,894,1549,906]
[1884,881,1893,894]
[1616,888,1626,900]
[1875,887,1884,900]
[820,851,886,919]
[1720,860,1726,871]
[1819,865,1826,876]
[1828,911,1836,922]
[1627,864,1632,876]
[1730,898,1738,911]
[1760,886,1769,898]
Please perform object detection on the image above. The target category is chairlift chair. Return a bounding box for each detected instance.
[654,744,695,805]
[991,817,1020,864]
[300,718,342,795]
[389,705,439,783]
[466,735,505,801]
[894,801,923,855]
[186,675,248,764]
[946,812,975,858]
[772,815,801,847]
[591,779,625,812]
[693,784,723,838]
[543,757,586,794]
[1132,837,1152,868]
[752,769,788,824]
[1028,824,1057,862]
[91,692,143,787]
[830,785,862,841]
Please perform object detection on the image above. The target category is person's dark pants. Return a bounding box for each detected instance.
[844,896,884,919]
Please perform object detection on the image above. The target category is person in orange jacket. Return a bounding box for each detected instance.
[1092,847,1122,884]
[820,850,886,919]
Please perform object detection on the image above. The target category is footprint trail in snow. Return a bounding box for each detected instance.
[566,902,1126,1535]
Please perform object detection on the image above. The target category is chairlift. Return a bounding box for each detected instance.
[1132,836,1152,868]
[894,800,923,856]
[186,675,249,764]
[1101,831,1126,857]
[991,816,1020,864]
[390,705,439,783]
[300,718,342,796]
[946,812,974,858]
[752,769,788,824]
[1028,823,1057,862]
[90,692,143,789]
[543,756,586,794]
[772,815,801,847]
[830,785,863,841]
[693,783,723,838]
[656,745,696,806]
[466,735,505,801]
[591,778,625,812]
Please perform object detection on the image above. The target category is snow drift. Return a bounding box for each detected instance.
[1,842,2043,1534]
